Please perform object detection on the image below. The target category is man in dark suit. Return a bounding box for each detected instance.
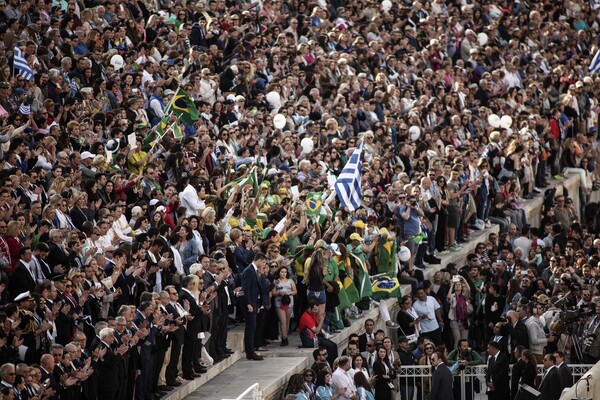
[164,286,185,387]
[179,275,206,378]
[510,346,526,400]
[430,351,454,400]
[358,319,376,352]
[505,310,529,361]
[554,351,573,391]
[134,301,158,400]
[539,354,562,400]
[240,253,267,361]
[95,327,126,399]
[10,247,36,296]
[489,322,509,356]
[485,341,509,400]
[47,229,70,272]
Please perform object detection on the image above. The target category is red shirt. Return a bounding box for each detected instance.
[299,310,318,333]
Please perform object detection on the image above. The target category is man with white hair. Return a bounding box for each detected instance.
[461,30,478,62]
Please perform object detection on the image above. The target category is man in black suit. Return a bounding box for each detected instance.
[241,253,267,361]
[485,341,509,400]
[164,286,185,387]
[179,275,206,378]
[95,327,127,399]
[489,322,509,356]
[539,354,562,400]
[505,310,529,361]
[10,247,36,296]
[134,301,159,400]
[47,229,70,273]
[510,346,526,400]
[358,319,376,352]
[430,351,454,400]
[554,351,573,391]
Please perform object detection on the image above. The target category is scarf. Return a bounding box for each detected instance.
[456,294,469,328]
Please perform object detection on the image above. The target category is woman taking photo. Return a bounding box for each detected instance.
[372,346,397,400]
[272,266,297,346]
[447,276,472,349]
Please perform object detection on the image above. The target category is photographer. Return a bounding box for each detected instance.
[398,193,427,271]
[581,301,600,364]
[447,339,485,400]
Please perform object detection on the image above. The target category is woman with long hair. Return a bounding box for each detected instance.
[272,266,297,346]
[372,346,396,400]
[304,250,327,331]
[6,220,23,270]
[520,349,538,389]
[354,371,375,400]
[315,370,346,400]
[350,354,370,380]
[177,225,198,275]
[447,276,472,349]
[284,374,309,400]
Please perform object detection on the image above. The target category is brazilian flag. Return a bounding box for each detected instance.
[376,238,397,274]
[371,274,401,301]
[349,248,372,298]
[167,88,199,125]
[142,115,170,151]
[305,192,323,217]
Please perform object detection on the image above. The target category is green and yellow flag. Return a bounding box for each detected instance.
[305,192,323,217]
[142,115,170,151]
[171,121,184,139]
[165,88,199,125]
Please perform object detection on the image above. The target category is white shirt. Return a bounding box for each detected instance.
[112,215,133,243]
[331,367,356,399]
[180,184,206,217]
[412,296,440,333]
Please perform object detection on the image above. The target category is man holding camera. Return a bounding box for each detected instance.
[399,193,427,270]
[582,301,600,364]
[447,339,485,400]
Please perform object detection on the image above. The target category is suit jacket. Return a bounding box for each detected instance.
[538,367,562,400]
[178,289,203,335]
[47,242,69,269]
[485,352,510,398]
[510,359,525,400]
[241,263,261,310]
[93,340,120,393]
[358,332,376,352]
[10,260,37,295]
[558,363,573,391]
[430,363,454,400]
[507,319,530,350]
[372,359,396,394]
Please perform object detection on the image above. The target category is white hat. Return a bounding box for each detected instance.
[81,151,95,160]
[156,205,166,214]
[131,206,143,216]
[163,89,175,96]
[226,94,236,102]
[149,199,160,206]
[14,291,33,302]
[235,95,246,102]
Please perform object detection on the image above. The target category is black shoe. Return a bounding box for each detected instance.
[424,254,441,264]
[152,394,163,400]
[247,353,264,361]
[224,348,235,354]
[157,386,173,391]
[166,382,181,387]
[193,367,207,374]
[280,338,289,346]
[213,357,224,363]
[155,391,167,396]
[182,375,196,381]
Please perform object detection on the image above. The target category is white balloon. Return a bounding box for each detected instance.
[266,91,281,109]
[477,32,488,46]
[488,114,501,128]
[398,246,411,262]
[500,115,513,129]
[381,0,392,12]
[110,55,124,70]
[301,137,314,154]
[273,114,286,129]
[408,125,421,141]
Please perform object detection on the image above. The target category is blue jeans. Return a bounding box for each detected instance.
[307,290,326,305]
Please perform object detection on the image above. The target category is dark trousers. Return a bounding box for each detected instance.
[208,309,224,359]
[182,332,198,376]
[135,350,155,400]
[422,327,443,346]
[254,308,267,348]
[217,307,229,353]
[244,308,257,356]
[152,339,168,391]
[166,334,183,384]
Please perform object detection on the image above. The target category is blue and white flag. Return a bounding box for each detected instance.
[13,47,34,81]
[590,48,600,73]
[334,143,363,211]
[19,102,30,115]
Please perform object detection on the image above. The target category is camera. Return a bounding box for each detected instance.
[410,200,418,207]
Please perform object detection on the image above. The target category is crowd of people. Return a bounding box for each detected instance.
[0,0,600,399]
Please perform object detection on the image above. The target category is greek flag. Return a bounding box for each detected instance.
[19,102,30,115]
[334,143,363,211]
[590,48,600,73]
[13,47,34,81]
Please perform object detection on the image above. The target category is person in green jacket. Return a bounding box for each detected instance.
[447,339,485,400]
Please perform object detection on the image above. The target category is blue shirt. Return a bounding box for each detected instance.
[399,205,421,238]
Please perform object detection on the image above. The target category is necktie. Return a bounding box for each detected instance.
[368,354,373,369]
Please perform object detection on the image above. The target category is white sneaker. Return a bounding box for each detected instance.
[322,331,333,339]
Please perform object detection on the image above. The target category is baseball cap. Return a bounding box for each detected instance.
[349,233,364,242]
[81,151,95,160]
